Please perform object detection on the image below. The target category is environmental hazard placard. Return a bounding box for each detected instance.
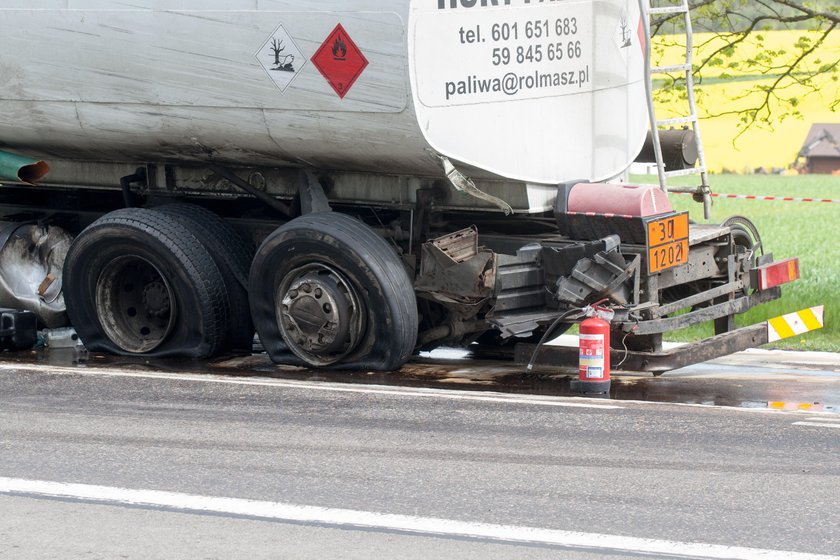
[256,24,306,93]
[311,24,369,99]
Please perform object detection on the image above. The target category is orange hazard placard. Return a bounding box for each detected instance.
[646,213,689,274]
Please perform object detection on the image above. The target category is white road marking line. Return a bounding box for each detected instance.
[792,422,840,429]
[0,363,621,410]
[0,478,835,560]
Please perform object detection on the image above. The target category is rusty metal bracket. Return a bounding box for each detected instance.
[656,279,745,317]
[616,288,781,336]
[209,165,293,218]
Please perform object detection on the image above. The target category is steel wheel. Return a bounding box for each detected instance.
[95,255,177,353]
[275,263,365,366]
[250,212,418,371]
[64,208,229,359]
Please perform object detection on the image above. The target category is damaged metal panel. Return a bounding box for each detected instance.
[548,236,639,307]
[485,244,548,338]
[492,244,545,313]
[0,222,73,328]
[439,156,514,215]
[415,226,496,308]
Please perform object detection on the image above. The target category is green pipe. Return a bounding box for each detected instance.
[0,150,50,184]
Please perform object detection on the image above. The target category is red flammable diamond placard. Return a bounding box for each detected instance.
[311,24,369,99]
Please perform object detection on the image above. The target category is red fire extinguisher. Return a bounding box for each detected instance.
[571,309,612,395]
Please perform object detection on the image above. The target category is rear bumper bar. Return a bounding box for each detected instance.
[516,303,824,374]
[515,323,768,375]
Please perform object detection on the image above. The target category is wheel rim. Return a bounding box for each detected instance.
[95,255,177,353]
[275,263,365,366]
[721,215,764,264]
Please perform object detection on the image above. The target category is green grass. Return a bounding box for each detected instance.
[632,174,840,352]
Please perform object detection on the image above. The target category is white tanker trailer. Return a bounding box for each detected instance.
[0,0,803,372]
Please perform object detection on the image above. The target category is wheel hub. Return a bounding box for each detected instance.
[276,264,363,364]
[142,281,171,318]
[96,256,176,353]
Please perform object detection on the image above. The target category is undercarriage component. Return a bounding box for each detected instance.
[209,164,293,218]
[415,226,496,308]
[485,243,548,339]
[0,222,73,328]
[120,168,147,208]
[297,169,332,215]
[486,208,796,373]
[0,308,37,351]
[542,235,639,307]
[417,319,488,347]
[555,253,639,307]
[722,214,765,293]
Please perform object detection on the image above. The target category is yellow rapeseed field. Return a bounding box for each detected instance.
[653,29,840,173]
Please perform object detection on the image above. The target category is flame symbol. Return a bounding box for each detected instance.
[332,36,347,59]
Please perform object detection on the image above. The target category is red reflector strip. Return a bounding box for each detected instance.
[758,258,800,290]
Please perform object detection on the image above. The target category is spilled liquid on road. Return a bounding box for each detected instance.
[9,346,840,415]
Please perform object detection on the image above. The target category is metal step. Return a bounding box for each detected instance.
[665,167,706,178]
[651,63,692,73]
[656,115,696,126]
[648,6,689,15]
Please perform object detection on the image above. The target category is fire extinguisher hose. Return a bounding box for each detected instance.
[526,300,616,372]
[525,308,587,372]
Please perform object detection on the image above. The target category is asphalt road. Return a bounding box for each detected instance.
[1,359,839,559]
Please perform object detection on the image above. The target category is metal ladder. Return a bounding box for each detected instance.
[639,0,712,219]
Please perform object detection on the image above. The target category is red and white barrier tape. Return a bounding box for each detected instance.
[673,192,840,203]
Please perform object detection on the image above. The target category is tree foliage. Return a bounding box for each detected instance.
[652,0,839,131]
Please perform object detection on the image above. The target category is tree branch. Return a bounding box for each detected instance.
[649,0,839,133]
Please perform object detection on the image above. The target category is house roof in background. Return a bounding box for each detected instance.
[799,123,840,158]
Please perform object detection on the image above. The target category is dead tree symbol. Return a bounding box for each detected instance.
[270,37,295,71]
[619,15,632,48]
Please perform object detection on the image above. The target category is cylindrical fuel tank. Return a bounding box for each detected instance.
[0,0,648,185]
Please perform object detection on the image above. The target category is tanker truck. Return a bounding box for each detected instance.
[0,0,804,372]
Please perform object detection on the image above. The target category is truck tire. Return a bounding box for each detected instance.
[154,204,255,354]
[64,208,229,358]
[250,212,418,371]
